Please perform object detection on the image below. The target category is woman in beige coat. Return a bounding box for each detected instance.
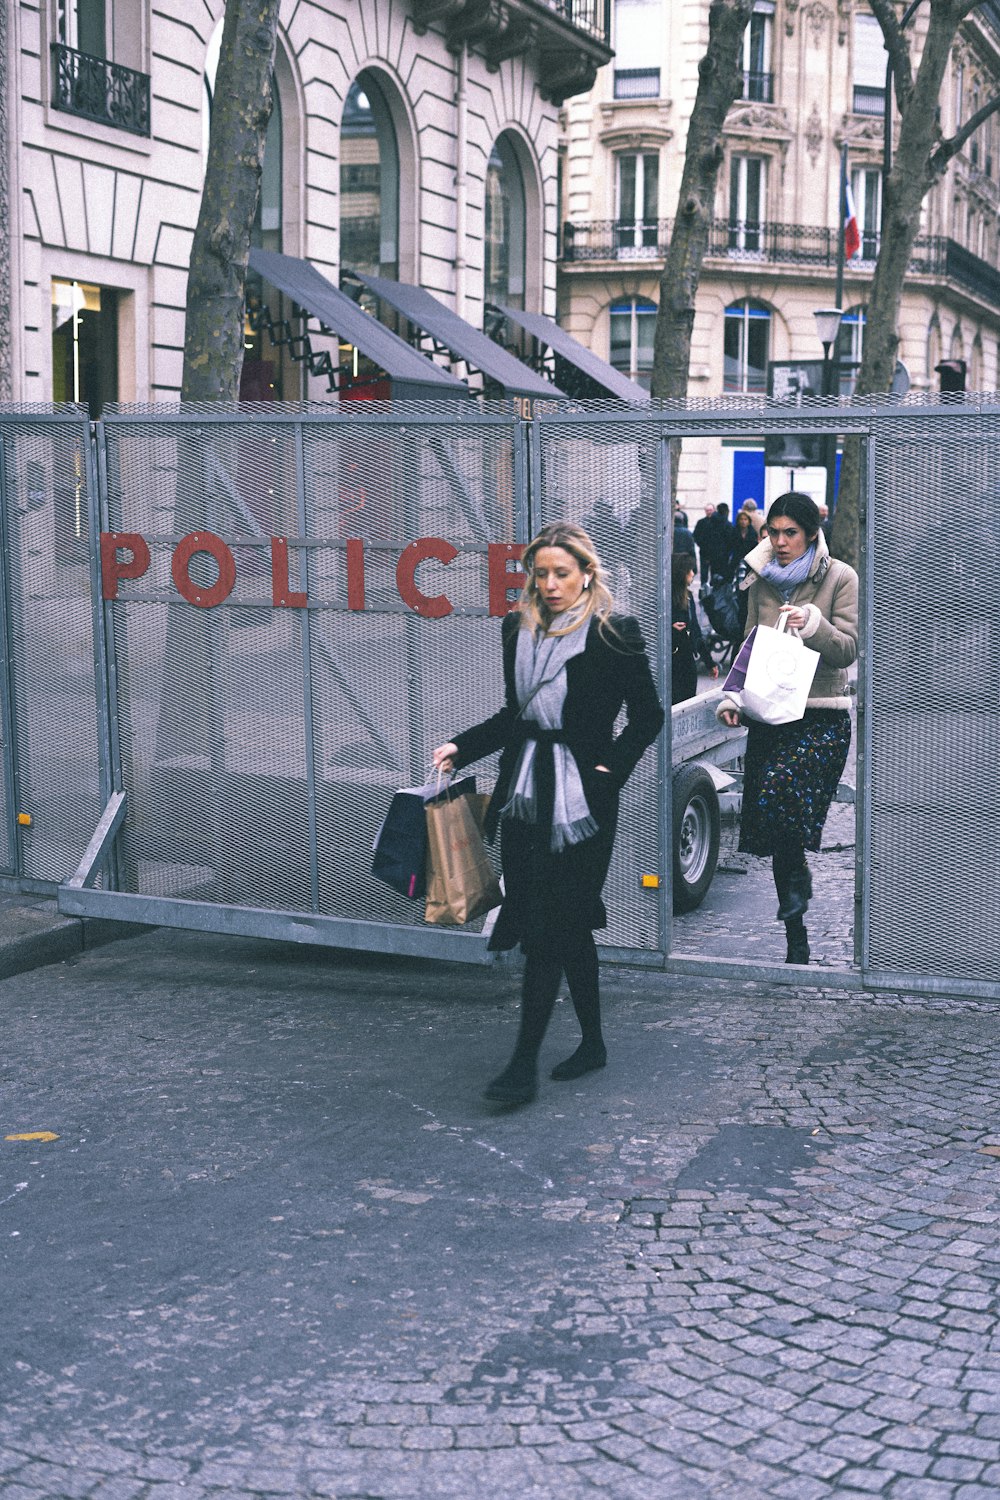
[719,493,858,964]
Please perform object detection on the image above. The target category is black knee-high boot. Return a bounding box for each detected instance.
[483,952,562,1103]
[773,846,812,921]
[552,935,607,1081]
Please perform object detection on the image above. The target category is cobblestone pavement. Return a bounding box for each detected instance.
[672,800,856,970]
[2,928,999,1498]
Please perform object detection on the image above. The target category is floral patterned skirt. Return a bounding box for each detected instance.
[738,709,852,857]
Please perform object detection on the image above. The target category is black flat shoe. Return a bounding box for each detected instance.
[551,1043,607,1081]
[483,1060,537,1105]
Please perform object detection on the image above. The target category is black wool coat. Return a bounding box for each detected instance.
[450,611,664,953]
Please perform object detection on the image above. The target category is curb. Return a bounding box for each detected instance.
[0,899,151,984]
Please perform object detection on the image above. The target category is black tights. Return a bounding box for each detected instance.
[772,844,807,900]
[511,934,603,1066]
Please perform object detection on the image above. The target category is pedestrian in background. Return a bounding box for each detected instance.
[693,504,716,583]
[671,553,718,703]
[673,507,697,563]
[718,493,858,965]
[697,501,737,581]
[733,507,760,637]
[433,523,663,1106]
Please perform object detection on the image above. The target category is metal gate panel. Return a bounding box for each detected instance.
[533,414,668,956]
[301,413,521,930]
[0,411,107,881]
[867,408,1000,986]
[93,408,522,950]
[102,414,322,910]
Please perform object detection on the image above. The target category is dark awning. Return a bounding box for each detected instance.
[352,272,564,400]
[249,249,467,399]
[489,303,650,404]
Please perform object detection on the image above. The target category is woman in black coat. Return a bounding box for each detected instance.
[433,522,664,1106]
[671,552,717,704]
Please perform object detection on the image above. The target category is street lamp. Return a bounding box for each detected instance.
[813,307,842,517]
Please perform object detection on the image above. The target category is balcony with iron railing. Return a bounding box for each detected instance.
[741,69,774,104]
[51,42,150,136]
[614,67,660,99]
[852,84,886,117]
[411,0,610,102]
[559,218,1000,311]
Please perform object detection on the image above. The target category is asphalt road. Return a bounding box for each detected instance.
[2,926,999,1498]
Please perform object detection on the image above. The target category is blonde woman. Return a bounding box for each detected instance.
[433,523,663,1106]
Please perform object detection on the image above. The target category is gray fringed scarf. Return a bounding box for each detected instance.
[502,606,597,852]
[758,542,817,601]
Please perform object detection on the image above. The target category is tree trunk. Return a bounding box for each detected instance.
[831,1,964,568]
[651,0,754,403]
[181,0,281,403]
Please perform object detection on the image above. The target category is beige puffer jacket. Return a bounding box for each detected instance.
[717,530,859,717]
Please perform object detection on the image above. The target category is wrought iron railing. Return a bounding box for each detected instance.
[614,67,660,99]
[51,43,150,136]
[559,219,1000,311]
[539,0,611,44]
[852,84,886,117]
[741,69,774,103]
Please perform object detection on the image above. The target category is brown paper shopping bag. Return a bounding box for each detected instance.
[424,787,502,926]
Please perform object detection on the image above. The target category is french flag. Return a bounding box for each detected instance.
[843,177,861,260]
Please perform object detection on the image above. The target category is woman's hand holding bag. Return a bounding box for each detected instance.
[722,613,820,726]
[424,775,502,926]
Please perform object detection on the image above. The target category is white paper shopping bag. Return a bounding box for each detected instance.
[738,615,820,725]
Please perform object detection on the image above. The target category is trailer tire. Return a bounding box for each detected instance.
[672,764,721,913]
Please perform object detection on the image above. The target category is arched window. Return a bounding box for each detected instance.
[341,74,399,280]
[835,305,865,396]
[485,134,527,309]
[724,300,770,392]
[610,296,656,389]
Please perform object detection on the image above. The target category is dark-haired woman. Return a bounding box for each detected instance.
[719,492,858,965]
[433,523,664,1106]
[671,552,718,704]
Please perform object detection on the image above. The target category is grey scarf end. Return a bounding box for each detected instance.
[550,813,599,853]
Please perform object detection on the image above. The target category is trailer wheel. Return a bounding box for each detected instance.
[672,764,721,912]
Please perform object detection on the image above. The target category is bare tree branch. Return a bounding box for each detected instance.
[869,0,914,110]
[931,89,1000,174]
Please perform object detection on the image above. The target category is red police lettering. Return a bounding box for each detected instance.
[395,537,457,619]
[271,537,308,608]
[346,537,365,611]
[100,532,150,600]
[488,542,526,617]
[172,531,236,609]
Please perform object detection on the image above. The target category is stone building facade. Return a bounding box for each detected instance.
[558,0,1000,513]
[11,0,609,407]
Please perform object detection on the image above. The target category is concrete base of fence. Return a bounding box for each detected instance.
[0,895,151,983]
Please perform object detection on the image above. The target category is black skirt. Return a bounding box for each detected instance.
[487,767,619,956]
[738,709,851,857]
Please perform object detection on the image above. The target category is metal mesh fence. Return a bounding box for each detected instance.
[867,411,1000,984]
[534,416,666,952]
[101,411,520,925]
[0,414,106,881]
